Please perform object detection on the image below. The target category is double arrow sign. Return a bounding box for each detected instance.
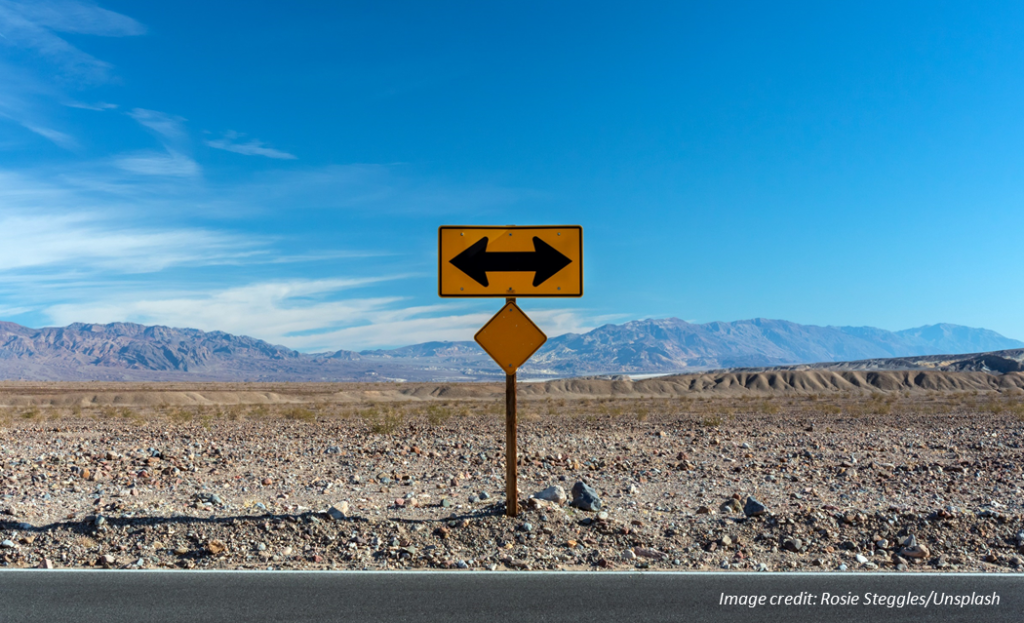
[438,225,583,517]
[438,226,582,297]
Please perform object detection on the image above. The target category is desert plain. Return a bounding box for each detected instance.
[2,369,1024,573]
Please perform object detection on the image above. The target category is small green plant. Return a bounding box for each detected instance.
[283,407,316,422]
[20,406,40,419]
[426,404,453,426]
[756,401,779,415]
[980,400,1004,415]
[362,406,404,434]
[820,403,842,416]
[699,415,723,427]
[636,406,649,421]
[168,408,193,424]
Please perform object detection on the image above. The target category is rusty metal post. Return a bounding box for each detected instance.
[505,371,517,517]
[505,297,518,517]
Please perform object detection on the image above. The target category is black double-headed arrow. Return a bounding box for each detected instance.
[450,236,572,287]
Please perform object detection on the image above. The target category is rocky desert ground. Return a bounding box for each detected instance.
[2,371,1024,573]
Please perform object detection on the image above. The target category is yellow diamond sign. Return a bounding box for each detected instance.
[474,301,547,374]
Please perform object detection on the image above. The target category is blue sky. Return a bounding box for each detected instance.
[1,1,1023,351]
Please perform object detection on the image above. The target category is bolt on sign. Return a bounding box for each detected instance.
[438,224,584,517]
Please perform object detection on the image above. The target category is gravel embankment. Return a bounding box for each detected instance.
[2,398,1024,572]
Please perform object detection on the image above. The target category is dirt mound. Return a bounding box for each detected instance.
[0,370,1021,407]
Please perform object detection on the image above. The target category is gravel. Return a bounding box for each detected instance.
[2,395,1024,572]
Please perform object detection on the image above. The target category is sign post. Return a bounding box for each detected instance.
[439,225,583,516]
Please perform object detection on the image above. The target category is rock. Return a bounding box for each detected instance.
[696,505,715,514]
[468,495,479,503]
[327,501,349,520]
[206,540,228,555]
[41,558,53,569]
[621,549,637,561]
[900,545,930,559]
[783,538,802,553]
[743,496,767,517]
[0,540,15,549]
[876,539,889,550]
[903,535,917,547]
[521,523,533,532]
[570,482,602,512]
[855,554,869,564]
[173,547,189,556]
[597,511,609,521]
[479,491,491,500]
[261,478,273,486]
[838,564,848,571]
[720,498,743,514]
[531,485,567,505]
[720,535,733,547]
[97,554,116,567]
[441,498,453,508]
[456,560,468,569]
[635,547,668,559]
[627,484,639,495]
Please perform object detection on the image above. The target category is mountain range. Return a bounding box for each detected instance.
[0,318,1020,382]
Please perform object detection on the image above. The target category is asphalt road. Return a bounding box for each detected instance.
[0,571,1020,623]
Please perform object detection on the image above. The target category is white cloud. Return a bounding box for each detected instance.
[128,108,188,144]
[206,130,297,160]
[10,1,145,37]
[0,211,256,274]
[0,0,143,84]
[114,149,200,177]
[17,120,77,148]
[63,100,117,111]
[43,278,413,348]
[37,275,607,352]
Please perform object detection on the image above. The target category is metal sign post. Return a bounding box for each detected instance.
[439,225,583,517]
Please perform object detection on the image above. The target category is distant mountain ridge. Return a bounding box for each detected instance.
[0,318,1019,381]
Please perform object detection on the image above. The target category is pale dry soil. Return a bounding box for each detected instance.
[2,387,1024,573]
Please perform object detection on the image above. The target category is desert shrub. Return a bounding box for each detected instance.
[426,404,453,426]
[20,406,40,419]
[699,415,723,428]
[636,406,649,421]
[756,400,779,415]
[362,406,404,434]
[980,400,1004,415]
[820,403,842,416]
[283,407,316,422]
[168,408,194,424]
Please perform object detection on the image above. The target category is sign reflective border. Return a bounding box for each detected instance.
[438,225,583,297]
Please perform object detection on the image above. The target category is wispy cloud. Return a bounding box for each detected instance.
[206,130,297,160]
[0,0,144,84]
[42,278,413,348]
[114,149,199,177]
[63,100,117,111]
[36,274,609,351]
[0,212,256,275]
[0,1,143,149]
[128,108,188,144]
[118,108,199,176]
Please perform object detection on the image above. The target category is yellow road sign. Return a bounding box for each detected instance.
[474,301,547,374]
[439,225,582,297]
